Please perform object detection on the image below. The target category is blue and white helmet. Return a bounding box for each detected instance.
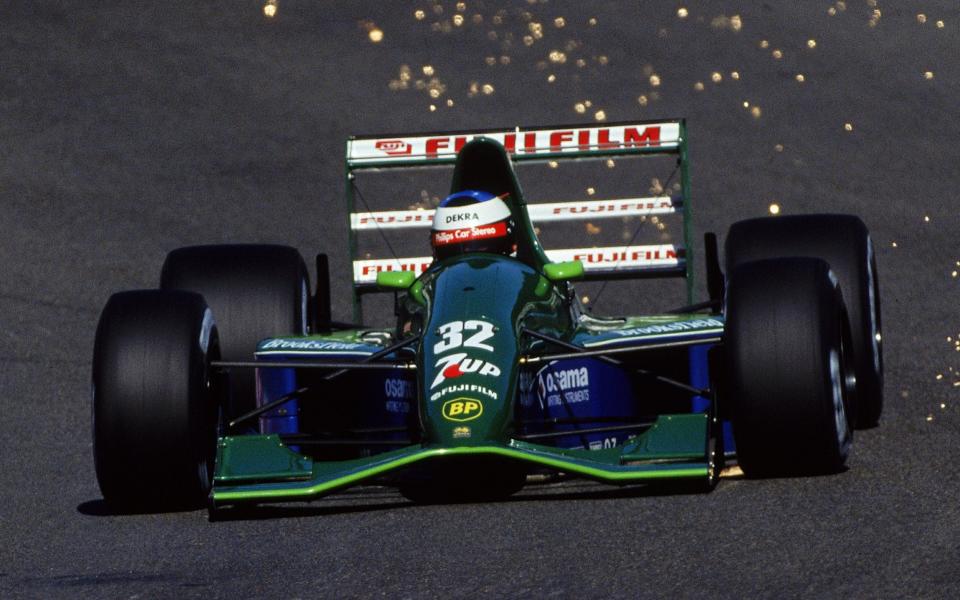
[430,190,516,259]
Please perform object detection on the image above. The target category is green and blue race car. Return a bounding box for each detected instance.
[91,120,883,513]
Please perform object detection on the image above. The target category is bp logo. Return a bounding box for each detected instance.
[442,398,484,422]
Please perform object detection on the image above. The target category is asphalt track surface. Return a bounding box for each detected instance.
[2,1,959,598]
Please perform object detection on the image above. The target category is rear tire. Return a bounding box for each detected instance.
[725,214,882,428]
[92,290,220,510]
[160,244,309,419]
[725,258,853,477]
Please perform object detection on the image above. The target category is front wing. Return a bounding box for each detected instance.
[210,413,711,507]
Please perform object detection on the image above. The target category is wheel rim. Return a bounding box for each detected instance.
[865,237,881,373]
[829,348,851,452]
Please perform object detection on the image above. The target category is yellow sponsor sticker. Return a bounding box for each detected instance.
[441,398,484,422]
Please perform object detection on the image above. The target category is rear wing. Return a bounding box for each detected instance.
[344,119,693,318]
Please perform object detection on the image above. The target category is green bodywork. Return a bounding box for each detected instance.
[211,126,721,507]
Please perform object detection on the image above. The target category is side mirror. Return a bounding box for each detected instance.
[376,271,417,290]
[543,260,585,282]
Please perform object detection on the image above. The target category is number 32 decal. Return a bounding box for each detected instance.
[434,320,495,354]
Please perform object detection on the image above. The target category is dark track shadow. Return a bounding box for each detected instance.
[77,499,201,517]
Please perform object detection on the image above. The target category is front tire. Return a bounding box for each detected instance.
[92,290,220,510]
[725,258,853,477]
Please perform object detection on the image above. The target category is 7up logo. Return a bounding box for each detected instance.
[430,353,501,389]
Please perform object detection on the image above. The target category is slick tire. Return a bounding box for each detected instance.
[160,244,309,420]
[725,258,854,477]
[92,290,220,510]
[725,214,883,428]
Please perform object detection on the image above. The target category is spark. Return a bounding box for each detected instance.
[924,215,931,222]
[694,82,705,91]
[415,9,425,20]
[936,20,944,28]
[547,74,556,83]
[481,83,495,95]
[759,40,769,49]
[549,50,567,64]
[548,161,559,169]
[775,144,784,152]
[637,95,649,106]
[711,72,723,83]
[678,8,689,19]
[574,102,586,114]
[924,71,934,80]
[772,49,783,59]
[844,122,854,132]
[917,14,927,24]
[453,15,464,27]
[263,1,277,18]
[796,74,806,83]
[769,203,781,215]
[594,110,607,121]
[751,106,762,118]
[606,159,616,168]
[649,74,661,86]
[730,71,740,80]
[554,17,566,28]
[588,18,598,26]
[429,104,436,112]
[422,65,434,76]
[586,187,596,196]
[807,39,817,49]
[369,28,384,43]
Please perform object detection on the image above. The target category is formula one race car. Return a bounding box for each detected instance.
[91,120,883,512]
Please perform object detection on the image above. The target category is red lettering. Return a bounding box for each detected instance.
[578,130,590,149]
[503,133,516,154]
[597,128,617,149]
[523,132,537,153]
[426,137,450,158]
[454,136,467,153]
[549,130,573,152]
[623,126,661,147]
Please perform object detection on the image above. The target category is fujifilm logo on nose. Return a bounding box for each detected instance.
[445,212,479,224]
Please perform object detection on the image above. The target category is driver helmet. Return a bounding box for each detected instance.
[430,190,516,260]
